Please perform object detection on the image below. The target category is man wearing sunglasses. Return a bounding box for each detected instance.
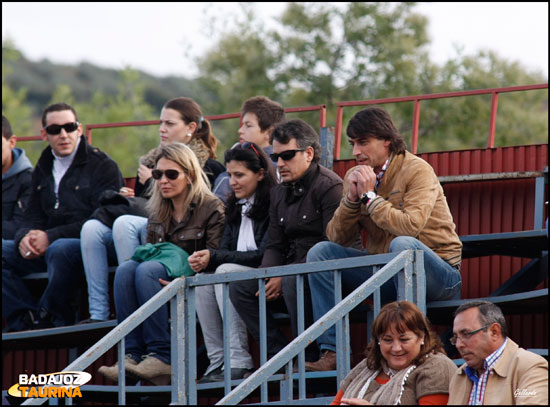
[2,103,124,331]
[229,119,343,364]
[448,301,547,405]
[305,106,463,372]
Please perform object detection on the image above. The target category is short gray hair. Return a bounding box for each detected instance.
[454,300,507,337]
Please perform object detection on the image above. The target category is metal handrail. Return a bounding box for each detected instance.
[16,105,327,145]
[333,83,548,157]
[21,249,425,405]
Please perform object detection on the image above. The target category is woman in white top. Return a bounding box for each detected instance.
[189,142,277,383]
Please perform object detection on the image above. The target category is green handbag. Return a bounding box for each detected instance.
[131,242,194,278]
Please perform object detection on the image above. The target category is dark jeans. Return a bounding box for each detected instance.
[229,274,320,362]
[114,260,171,364]
[2,238,84,331]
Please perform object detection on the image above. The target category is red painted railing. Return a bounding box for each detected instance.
[333,83,548,158]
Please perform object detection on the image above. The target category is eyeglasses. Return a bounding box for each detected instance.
[241,142,261,158]
[151,169,181,180]
[44,122,80,135]
[450,324,490,346]
[269,149,306,162]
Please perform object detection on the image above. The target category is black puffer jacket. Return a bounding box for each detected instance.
[208,205,270,269]
[14,136,124,247]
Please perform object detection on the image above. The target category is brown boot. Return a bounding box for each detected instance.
[125,353,171,385]
[98,355,138,383]
[305,350,337,372]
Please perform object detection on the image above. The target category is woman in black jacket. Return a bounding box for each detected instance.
[188,142,277,383]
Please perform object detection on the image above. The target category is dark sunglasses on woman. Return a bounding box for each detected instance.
[151,169,181,180]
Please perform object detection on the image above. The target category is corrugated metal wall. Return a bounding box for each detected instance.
[333,143,548,348]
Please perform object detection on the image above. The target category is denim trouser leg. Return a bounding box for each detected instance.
[307,241,396,352]
[389,236,461,301]
[196,263,254,375]
[2,239,46,330]
[81,219,118,320]
[38,238,84,326]
[114,260,171,364]
[112,215,148,263]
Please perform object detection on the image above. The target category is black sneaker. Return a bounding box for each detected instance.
[197,366,223,384]
[208,367,254,382]
[77,318,106,325]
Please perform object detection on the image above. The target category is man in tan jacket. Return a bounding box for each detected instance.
[305,107,463,371]
[449,301,548,405]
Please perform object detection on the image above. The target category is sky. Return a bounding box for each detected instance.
[2,2,548,79]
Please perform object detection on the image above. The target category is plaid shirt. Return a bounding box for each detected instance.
[465,338,509,405]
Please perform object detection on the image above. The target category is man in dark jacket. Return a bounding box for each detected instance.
[2,115,33,239]
[229,119,343,363]
[2,103,124,331]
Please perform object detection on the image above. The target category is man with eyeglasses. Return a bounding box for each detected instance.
[229,119,343,364]
[305,106,463,372]
[448,301,548,405]
[2,103,124,331]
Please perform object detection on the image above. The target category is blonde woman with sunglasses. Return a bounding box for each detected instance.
[98,143,224,385]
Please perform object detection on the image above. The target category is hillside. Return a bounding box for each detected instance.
[3,52,204,117]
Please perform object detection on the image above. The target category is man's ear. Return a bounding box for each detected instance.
[40,129,49,142]
[8,135,17,148]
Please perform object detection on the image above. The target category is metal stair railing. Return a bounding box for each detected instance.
[21,249,425,406]
[217,249,425,405]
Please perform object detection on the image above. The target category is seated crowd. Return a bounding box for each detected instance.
[2,98,547,404]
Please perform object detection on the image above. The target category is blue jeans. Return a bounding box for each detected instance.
[2,238,84,330]
[112,215,148,263]
[307,237,461,352]
[80,219,119,321]
[114,260,170,364]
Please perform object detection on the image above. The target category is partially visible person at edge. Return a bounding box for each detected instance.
[80,97,225,323]
[189,142,277,383]
[2,115,33,240]
[2,103,124,331]
[97,142,224,386]
[331,301,457,405]
[212,95,285,204]
[229,119,343,364]
[305,106,462,372]
[448,300,548,405]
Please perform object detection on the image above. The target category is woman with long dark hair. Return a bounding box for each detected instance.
[188,142,277,383]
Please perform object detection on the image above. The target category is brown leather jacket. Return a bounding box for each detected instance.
[146,194,225,269]
[261,163,343,267]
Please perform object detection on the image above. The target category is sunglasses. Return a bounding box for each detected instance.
[241,142,261,158]
[151,169,181,180]
[269,149,306,162]
[44,122,80,135]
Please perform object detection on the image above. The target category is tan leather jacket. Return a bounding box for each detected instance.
[448,338,548,405]
[327,151,462,266]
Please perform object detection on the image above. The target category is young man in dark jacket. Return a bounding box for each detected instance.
[229,119,343,363]
[2,103,124,331]
[2,115,33,240]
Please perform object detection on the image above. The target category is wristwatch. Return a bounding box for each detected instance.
[360,191,377,205]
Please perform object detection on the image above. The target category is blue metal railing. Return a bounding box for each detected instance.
[21,249,425,405]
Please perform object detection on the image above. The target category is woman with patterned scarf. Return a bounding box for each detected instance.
[332,301,457,405]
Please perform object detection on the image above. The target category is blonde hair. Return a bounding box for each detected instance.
[146,142,213,228]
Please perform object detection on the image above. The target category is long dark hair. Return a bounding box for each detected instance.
[224,142,276,224]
